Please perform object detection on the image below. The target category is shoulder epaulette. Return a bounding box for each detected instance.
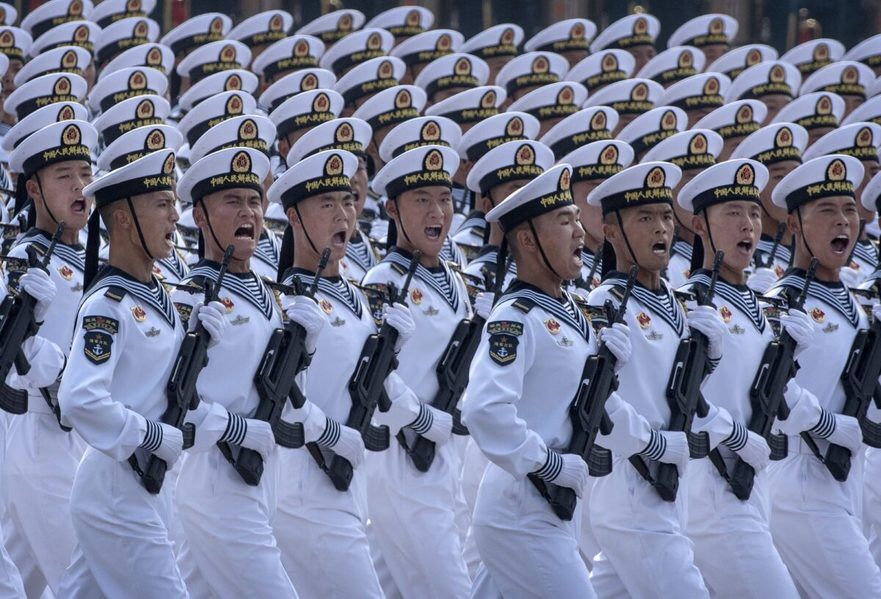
[607,285,625,302]
[103,286,127,302]
[388,261,407,276]
[512,297,535,313]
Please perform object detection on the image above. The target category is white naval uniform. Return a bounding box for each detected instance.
[341,231,379,284]
[587,273,710,598]
[858,273,881,569]
[154,248,190,285]
[765,271,881,597]
[450,210,487,263]
[666,239,694,290]
[441,235,469,270]
[849,238,879,285]
[459,244,519,579]
[57,267,189,598]
[463,281,658,599]
[171,262,297,599]
[273,268,383,599]
[362,249,472,599]
[251,230,282,282]
[679,271,799,598]
[754,234,793,279]
[1,230,88,597]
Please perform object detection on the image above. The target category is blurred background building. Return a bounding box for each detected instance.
[15,0,881,52]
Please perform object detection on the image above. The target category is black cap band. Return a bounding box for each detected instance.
[499,188,572,231]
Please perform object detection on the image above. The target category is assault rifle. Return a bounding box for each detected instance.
[224,248,331,486]
[635,251,723,502]
[727,259,817,499]
[0,222,64,415]
[528,266,638,520]
[324,251,421,491]
[136,244,234,494]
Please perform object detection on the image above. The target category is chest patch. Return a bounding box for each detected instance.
[487,320,523,366]
[82,315,119,365]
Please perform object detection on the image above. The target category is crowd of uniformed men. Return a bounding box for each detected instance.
[0,1,878,597]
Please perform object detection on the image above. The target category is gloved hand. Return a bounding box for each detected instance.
[533,449,590,498]
[723,424,771,471]
[10,336,64,389]
[839,266,863,290]
[825,414,863,454]
[191,301,227,346]
[324,421,366,469]
[141,421,184,467]
[283,295,326,353]
[746,267,778,294]
[241,418,276,461]
[780,309,814,358]
[687,305,728,360]
[599,322,631,371]
[778,380,822,435]
[640,430,689,474]
[474,291,493,320]
[19,267,56,322]
[409,404,453,444]
[384,302,415,352]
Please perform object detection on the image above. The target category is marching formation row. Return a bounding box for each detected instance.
[0,1,879,597]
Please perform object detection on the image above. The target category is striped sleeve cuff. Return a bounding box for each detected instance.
[533,449,563,482]
[409,404,434,435]
[639,430,667,461]
[809,408,836,439]
[706,356,721,376]
[722,422,748,452]
[316,417,341,448]
[219,413,248,446]
[140,420,163,452]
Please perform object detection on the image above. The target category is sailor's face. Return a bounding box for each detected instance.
[196,187,264,260]
[391,185,453,258]
[133,190,180,260]
[34,160,94,231]
[534,204,586,280]
[791,195,860,271]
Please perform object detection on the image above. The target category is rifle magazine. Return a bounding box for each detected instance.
[0,383,27,414]
[587,445,612,477]
[273,420,305,448]
[861,418,881,448]
[364,424,390,451]
[687,431,710,459]
[768,433,788,460]
[451,408,469,435]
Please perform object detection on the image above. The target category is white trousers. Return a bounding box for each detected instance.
[685,458,798,598]
[767,444,881,598]
[864,447,881,568]
[589,456,709,599]
[470,463,594,599]
[175,448,296,599]
[365,441,470,599]
[0,414,24,599]
[274,448,383,599]
[56,448,188,598]
[3,412,84,597]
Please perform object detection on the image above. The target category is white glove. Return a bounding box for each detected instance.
[780,309,814,358]
[283,295,326,353]
[599,322,632,371]
[241,418,276,461]
[687,305,728,360]
[141,421,184,467]
[298,402,366,468]
[409,404,453,444]
[12,336,64,388]
[778,380,822,435]
[384,302,415,352]
[191,301,227,346]
[746,267,778,294]
[839,266,863,289]
[533,449,590,498]
[370,219,389,243]
[825,414,863,455]
[723,424,771,471]
[326,422,366,469]
[641,430,689,474]
[474,291,493,320]
[19,267,56,322]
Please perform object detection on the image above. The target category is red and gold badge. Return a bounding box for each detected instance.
[131,305,147,322]
[221,297,235,312]
[810,307,825,323]
[320,299,333,314]
[57,265,73,281]
[719,305,732,323]
[636,311,652,329]
[544,318,561,335]
[409,287,423,305]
